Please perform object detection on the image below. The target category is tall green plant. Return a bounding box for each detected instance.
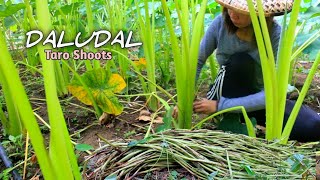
[105,0,130,79]
[136,0,158,111]
[24,0,68,97]
[31,0,80,178]
[161,0,208,129]
[84,0,100,70]
[0,28,54,180]
[0,70,23,136]
[247,0,320,143]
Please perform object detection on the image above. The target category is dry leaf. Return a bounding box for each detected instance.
[137,115,163,124]
[138,115,151,122]
[30,154,37,164]
[154,117,163,124]
[30,175,40,180]
[139,110,151,116]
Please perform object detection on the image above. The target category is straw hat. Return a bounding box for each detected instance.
[216,0,294,16]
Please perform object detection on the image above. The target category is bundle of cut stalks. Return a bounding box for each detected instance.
[83,130,316,179]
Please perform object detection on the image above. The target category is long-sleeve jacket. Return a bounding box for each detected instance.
[196,14,281,112]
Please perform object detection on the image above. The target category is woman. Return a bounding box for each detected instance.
[175,0,320,142]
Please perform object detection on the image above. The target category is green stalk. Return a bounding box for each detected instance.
[84,0,100,70]
[161,0,208,129]
[35,0,80,178]
[280,51,320,144]
[0,30,54,179]
[0,70,23,136]
[53,61,68,96]
[136,0,158,111]
[275,0,302,138]
[105,0,129,79]
[247,0,317,143]
[161,0,183,126]
[0,100,9,132]
[246,0,275,139]
[23,0,40,74]
[24,0,68,97]
[255,0,281,138]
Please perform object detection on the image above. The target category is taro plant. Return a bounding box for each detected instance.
[0,1,26,136]
[160,0,210,129]
[24,0,69,96]
[68,68,126,117]
[161,0,255,136]
[104,0,130,79]
[160,0,204,129]
[0,68,24,136]
[135,0,158,111]
[246,0,320,143]
[84,0,100,70]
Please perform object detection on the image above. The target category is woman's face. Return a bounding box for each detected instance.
[227,9,252,28]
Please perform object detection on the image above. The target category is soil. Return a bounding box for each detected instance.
[0,61,319,179]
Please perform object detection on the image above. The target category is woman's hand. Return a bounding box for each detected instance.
[172,99,218,119]
[193,99,218,115]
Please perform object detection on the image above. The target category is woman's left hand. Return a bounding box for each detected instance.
[193,99,218,115]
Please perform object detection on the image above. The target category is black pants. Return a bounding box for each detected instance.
[209,52,320,142]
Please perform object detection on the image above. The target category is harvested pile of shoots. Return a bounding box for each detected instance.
[84,130,316,179]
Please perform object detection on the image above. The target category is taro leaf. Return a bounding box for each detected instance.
[156,106,174,132]
[75,144,94,151]
[104,175,117,180]
[0,3,25,17]
[295,34,320,60]
[68,68,126,115]
[217,114,257,135]
[207,171,218,180]
[4,16,15,28]
[241,164,256,176]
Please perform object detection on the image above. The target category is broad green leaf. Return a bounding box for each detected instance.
[68,68,126,115]
[95,90,123,115]
[0,3,25,17]
[75,144,94,151]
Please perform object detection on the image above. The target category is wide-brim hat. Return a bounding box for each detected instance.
[216,0,294,17]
